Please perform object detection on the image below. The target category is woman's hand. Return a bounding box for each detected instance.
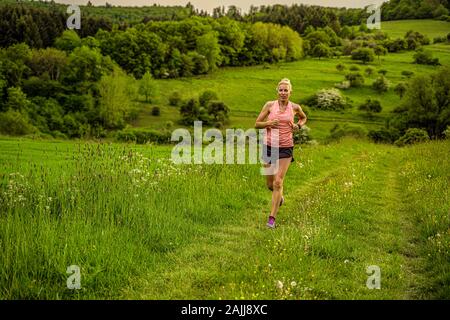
[289,121,300,132]
[266,119,279,128]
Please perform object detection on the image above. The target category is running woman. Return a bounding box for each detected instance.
[254,78,307,228]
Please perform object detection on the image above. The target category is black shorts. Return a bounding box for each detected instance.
[262,144,294,164]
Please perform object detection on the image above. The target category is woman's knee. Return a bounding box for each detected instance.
[273,177,284,190]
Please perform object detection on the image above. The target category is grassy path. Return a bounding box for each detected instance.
[127,140,449,299]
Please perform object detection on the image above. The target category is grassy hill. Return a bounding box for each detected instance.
[134,19,450,142]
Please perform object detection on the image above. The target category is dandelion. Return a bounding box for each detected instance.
[290,281,297,287]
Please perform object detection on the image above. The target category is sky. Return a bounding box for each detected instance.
[52,1,386,14]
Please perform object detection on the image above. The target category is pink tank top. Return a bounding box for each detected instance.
[264,100,294,148]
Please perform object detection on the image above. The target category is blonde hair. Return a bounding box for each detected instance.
[277,78,292,92]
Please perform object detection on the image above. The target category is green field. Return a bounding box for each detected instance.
[1,136,449,299]
[134,19,450,142]
[1,19,450,300]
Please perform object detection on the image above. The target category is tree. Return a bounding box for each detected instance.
[98,68,136,129]
[392,67,450,139]
[372,76,390,93]
[207,100,229,125]
[27,48,68,81]
[394,82,407,99]
[196,32,222,72]
[199,90,219,107]
[374,45,387,62]
[351,47,375,64]
[311,43,331,60]
[139,71,158,103]
[54,30,82,52]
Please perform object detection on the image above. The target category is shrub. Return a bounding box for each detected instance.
[443,126,450,139]
[378,69,388,76]
[394,128,430,146]
[168,91,182,106]
[401,70,414,78]
[0,110,37,135]
[334,80,351,90]
[358,98,382,113]
[199,90,219,107]
[413,49,440,65]
[351,47,375,64]
[365,67,374,77]
[345,72,365,87]
[313,88,348,110]
[293,125,313,144]
[115,129,172,144]
[349,65,360,71]
[372,76,390,93]
[394,82,408,98]
[151,106,160,116]
[336,63,346,72]
[368,127,401,144]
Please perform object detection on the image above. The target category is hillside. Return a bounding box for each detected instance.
[1,136,449,299]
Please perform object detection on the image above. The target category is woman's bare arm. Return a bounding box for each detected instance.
[255,101,278,129]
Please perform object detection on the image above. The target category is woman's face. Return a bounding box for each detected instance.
[277,84,291,102]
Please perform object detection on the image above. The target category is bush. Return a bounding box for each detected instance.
[313,88,348,110]
[401,70,414,78]
[413,49,440,65]
[365,67,374,76]
[368,127,401,144]
[443,126,450,139]
[349,65,360,71]
[433,36,447,44]
[372,76,390,93]
[336,63,346,72]
[115,129,172,144]
[351,47,375,64]
[151,106,161,116]
[199,90,219,107]
[293,125,313,144]
[334,80,351,90]
[358,98,382,113]
[394,82,408,98]
[0,110,37,135]
[168,91,182,106]
[378,69,388,76]
[394,128,430,146]
[345,72,365,87]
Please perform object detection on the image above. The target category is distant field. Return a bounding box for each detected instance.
[137,19,450,141]
[381,19,450,39]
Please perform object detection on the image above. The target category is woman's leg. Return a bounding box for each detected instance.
[269,158,292,219]
[264,163,274,191]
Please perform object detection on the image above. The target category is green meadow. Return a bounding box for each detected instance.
[1,136,449,299]
[134,19,450,142]
[1,19,450,300]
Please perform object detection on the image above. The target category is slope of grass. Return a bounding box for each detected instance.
[1,137,449,299]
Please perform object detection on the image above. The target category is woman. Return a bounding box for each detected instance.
[255,78,307,228]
